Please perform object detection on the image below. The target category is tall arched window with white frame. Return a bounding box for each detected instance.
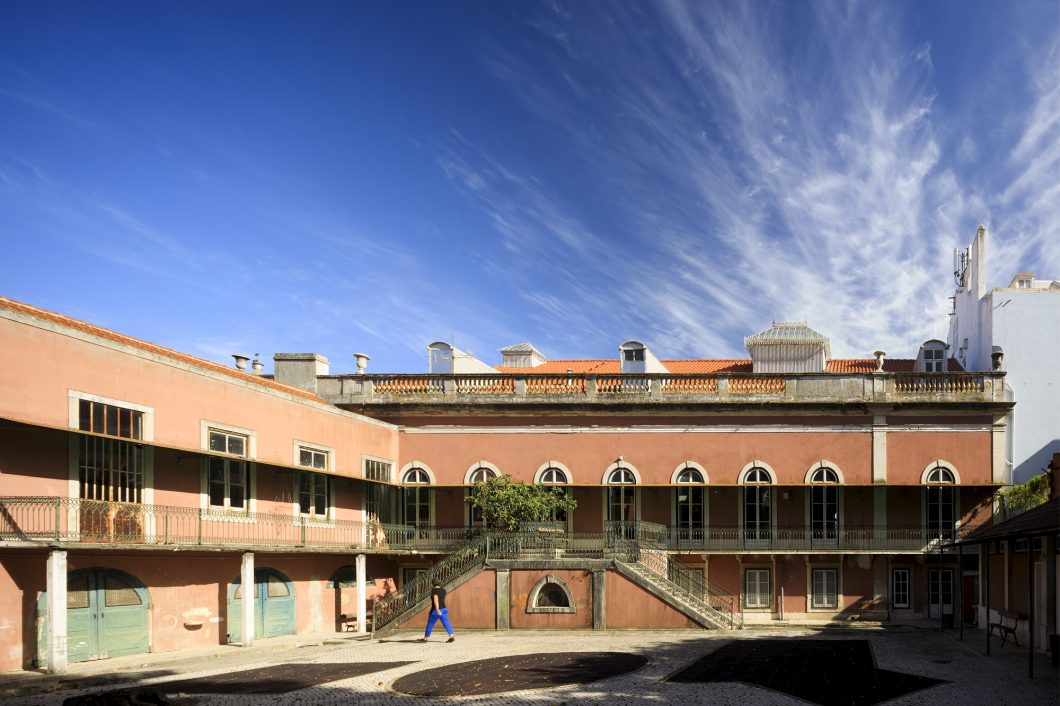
[401,467,432,536]
[467,466,498,528]
[810,467,839,541]
[674,468,705,538]
[538,466,571,526]
[925,466,956,540]
[606,467,637,525]
[743,467,773,541]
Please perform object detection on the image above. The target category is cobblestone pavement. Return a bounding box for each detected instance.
[3,626,1057,706]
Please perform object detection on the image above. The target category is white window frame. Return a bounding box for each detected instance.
[68,390,155,442]
[295,469,334,522]
[362,454,393,482]
[809,567,840,610]
[892,568,911,609]
[744,567,772,610]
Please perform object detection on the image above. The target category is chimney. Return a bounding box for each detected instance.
[232,354,250,371]
[251,355,263,375]
[273,353,330,394]
[354,352,370,374]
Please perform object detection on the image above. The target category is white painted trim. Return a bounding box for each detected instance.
[361,454,395,481]
[534,460,573,484]
[803,460,844,484]
[399,461,436,485]
[293,440,336,472]
[738,460,777,484]
[602,460,641,484]
[68,389,155,441]
[670,461,708,485]
[200,420,257,459]
[199,457,258,515]
[464,460,501,484]
[921,460,961,484]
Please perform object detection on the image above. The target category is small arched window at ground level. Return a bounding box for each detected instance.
[527,575,576,613]
[327,565,372,589]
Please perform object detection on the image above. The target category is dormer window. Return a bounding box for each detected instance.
[923,348,945,372]
[623,349,644,362]
[917,340,948,373]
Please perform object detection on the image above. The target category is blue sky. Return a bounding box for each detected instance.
[1,1,1057,373]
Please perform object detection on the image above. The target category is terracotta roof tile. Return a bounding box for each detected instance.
[0,296,325,403]
[495,360,619,374]
[662,359,752,373]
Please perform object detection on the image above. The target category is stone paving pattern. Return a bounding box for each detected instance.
[2,626,1057,706]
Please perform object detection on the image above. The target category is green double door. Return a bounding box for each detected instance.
[38,569,150,665]
[227,568,296,643]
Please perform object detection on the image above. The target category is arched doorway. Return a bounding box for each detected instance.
[37,568,150,665]
[227,568,296,643]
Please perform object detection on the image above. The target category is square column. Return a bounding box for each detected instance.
[241,552,255,647]
[496,569,510,630]
[592,570,606,630]
[46,550,67,674]
[356,553,367,634]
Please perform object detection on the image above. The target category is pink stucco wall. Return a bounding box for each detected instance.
[509,570,593,629]
[398,429,877,486]
[605,571,697,628]
[0,316,398,485]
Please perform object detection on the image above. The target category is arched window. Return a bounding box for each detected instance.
[467,466,498,528]
[742,466,773,541]
[402,467,432,532]
[538,466,570,524]
[809,467,839,541]
[539,466,569,484]
[468,466,497,484]
[606,467,637,524]
[526,575,576,614]
[675,467,705,536]
[926,466,956,538]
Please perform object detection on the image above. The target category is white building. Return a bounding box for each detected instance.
[948,226,1060,482]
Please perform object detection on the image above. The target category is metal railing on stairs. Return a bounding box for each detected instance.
[371,533,490,632]
[625,548,741,629]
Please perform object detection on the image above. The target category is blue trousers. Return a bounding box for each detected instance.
[425,608,454,636]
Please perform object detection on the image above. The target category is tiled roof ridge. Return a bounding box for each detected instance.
[0,295,324,402]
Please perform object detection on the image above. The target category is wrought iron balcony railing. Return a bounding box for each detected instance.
[0,497,476,552]
[0,498,963,553]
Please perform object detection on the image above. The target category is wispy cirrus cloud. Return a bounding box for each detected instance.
[429,1,1057,360]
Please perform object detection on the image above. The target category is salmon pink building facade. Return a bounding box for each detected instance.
[0,298,1018,672]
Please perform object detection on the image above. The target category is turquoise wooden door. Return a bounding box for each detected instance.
[37,569,150,666]
[227,568,296,643]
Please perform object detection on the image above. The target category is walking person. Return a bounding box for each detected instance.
[421,578,455,642]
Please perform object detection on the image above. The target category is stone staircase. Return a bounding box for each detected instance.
[617,551,741,630]
[371,530,743,635]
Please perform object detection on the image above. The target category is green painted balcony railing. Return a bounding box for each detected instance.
[0,498,964,553]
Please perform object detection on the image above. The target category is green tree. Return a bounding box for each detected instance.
[464,474,577,531]
[1003,469,1051,513]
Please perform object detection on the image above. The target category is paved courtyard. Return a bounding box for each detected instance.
[2,626,1056,705]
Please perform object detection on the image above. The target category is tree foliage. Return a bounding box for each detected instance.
[1003,470,1051,513]
[464,474,577,531]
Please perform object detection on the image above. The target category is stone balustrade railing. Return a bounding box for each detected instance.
[319,371,1008,405]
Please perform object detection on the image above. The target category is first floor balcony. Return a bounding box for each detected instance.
[0,496,968,555]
